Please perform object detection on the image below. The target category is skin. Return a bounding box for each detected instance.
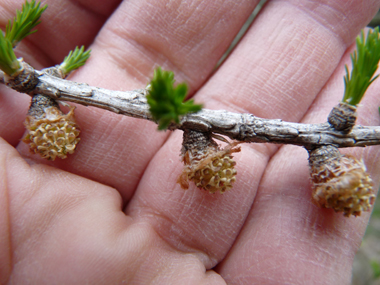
[0,0,380,283]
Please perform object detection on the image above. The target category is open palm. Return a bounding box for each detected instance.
[1,0,380,284]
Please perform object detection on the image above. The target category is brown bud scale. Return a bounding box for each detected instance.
[327,102,357,132]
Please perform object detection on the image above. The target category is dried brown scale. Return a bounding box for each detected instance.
[42,65,65,79]
[308,146,375,217]
[178,129,240,193]
[327,102,357,132]
[180,129,219,165]
[27,94,60,118]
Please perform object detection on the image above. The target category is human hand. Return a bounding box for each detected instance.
[1,0,380,283]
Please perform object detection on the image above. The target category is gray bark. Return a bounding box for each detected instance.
[2,66,380,149]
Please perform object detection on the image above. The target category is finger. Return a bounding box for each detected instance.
[16,0,263,202]
[0,86,29,146]
[126,0,380,275]
[216,43,380,284]
[197,0,379,123]
[0,0,120,144]
[1,138,224,284]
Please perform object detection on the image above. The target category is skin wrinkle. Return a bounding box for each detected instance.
[181,1,249,60]
[236,161,262,190]
[171,2,201,47]
[101,7,195,85]
[66,0,119,19]
[99,32,177,86]
[11,167,82,248]
[28,2,104,63]
[174,2,250,72]
[248,4,346,96]
[237,240,332,284]
[101,0,259,91]
[266,40,337,113]
[289,0,371,45]
[118,35,194,88]
[279,33,327,89]
[11,184,136,282]
[95,118,131,163]
[146,200,235,268]
[263,26,313,82]
[140,211,215,271]
[136,194,221,268]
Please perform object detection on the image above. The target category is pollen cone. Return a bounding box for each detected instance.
[23,94,80,160]
[309,146,375,217]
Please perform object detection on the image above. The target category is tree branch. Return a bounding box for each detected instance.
[2,63,380,149]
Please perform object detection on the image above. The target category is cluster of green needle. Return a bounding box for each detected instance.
[5,0,47,47]
[0,0,90,77]
[0,0,47,75]
[147,67,203,130]
[343,27,380,106]
[59,46,91,76]
[0,32,19,76]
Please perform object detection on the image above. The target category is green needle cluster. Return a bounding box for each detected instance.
[343,28,380,106]
[5,0,47,47]
[0,0,47,76]
[147,67,203,130]
[59,46,91,76]
[0,32,20,76]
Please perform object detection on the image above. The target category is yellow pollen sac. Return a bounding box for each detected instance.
[23,106,80,160]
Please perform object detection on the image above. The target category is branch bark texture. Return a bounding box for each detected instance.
[2,64,380,149]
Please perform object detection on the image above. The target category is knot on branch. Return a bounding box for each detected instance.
[328,102,357,132]
[5,61,39,94]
